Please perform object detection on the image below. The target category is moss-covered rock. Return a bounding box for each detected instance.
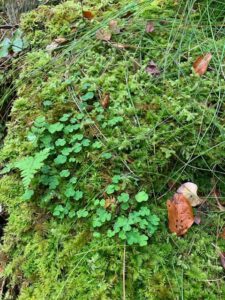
[0,0,225,299]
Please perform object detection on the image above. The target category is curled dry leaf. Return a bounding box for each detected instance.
[220,252,225,269]
[101,93,110,109]
[109,20,120,34]
[193,53,212,76]
[167,193,194,236]
[177,182,203,207]
[146,22,154,33]
[96,29,111,41]
[146,60,160,76]
[83,11,94,20]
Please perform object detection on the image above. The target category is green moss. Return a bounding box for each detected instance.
[0,0,225,299]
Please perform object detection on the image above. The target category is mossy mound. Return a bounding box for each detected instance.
[0,0,225,299]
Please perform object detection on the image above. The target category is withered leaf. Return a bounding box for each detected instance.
[146,60,160,76]
[109,20,120,34]
[194,214,201,225]
[146,22,154,33]
[101,93,110,109]
[167,193,194,236]
[193,53,212,76]
[83,11,94,20]
[96,29,111,41]
[46,41,59,53]
[177,182,203,207]
[220,228,225,239]
[220,252,225,269]
[104,196,116,209]
[54,37,67,45]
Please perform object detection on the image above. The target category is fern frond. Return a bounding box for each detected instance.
[15,148,50,189]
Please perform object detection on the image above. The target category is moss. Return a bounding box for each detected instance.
[0,0,225,299]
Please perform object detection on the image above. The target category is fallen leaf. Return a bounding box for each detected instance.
[104,196,116,209]
[96,29,111,41]
[109,20,120,34]
[101,93,110,109]
[83,11,94,20]
[220,228,225,239]
[220,252,225,269]
[46,41,59,53]
[167,193,194,236]
[146,22,154,33]
[194,214,201,225]
[193,53,212,76]
[146,60,160,76]
[177,182,203,207]
[54,37,67,45]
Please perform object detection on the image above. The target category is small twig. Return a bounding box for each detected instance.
[0,24,19,29]
[123,242,126,300]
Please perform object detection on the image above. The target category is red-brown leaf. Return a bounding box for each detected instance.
[167,193,194,236]
[146,22,154,33]
[101,94,110,109]
[193,53,212,76]
[83,11,94,20]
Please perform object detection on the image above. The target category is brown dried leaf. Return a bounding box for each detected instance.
[177,182,203,207]
[146,22,154,33]
[101,93,110,109]
[96,29,111,41]
[146,60,160,76]
[220,228,225,239]
[83,11,94,20]
[54,37,67,45]
[104,196,116,209]
[109,20,120,34]
[193,53,212,76]
[167,193,194,236]
[220,252,225,269]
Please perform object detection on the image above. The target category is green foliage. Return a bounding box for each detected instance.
[0,0,225,299]
[14,148,50,189]
[0,29,27,58]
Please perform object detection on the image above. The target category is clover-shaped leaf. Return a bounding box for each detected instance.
[135,191,148,202]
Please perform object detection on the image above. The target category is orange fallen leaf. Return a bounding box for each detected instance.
[167,193,194,236]
[96,29,111,41]
[193,53,212,76]
[83,11,94,20]
[101,93,110,109]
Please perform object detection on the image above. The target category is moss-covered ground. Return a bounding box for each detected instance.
[0,0,225,299]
